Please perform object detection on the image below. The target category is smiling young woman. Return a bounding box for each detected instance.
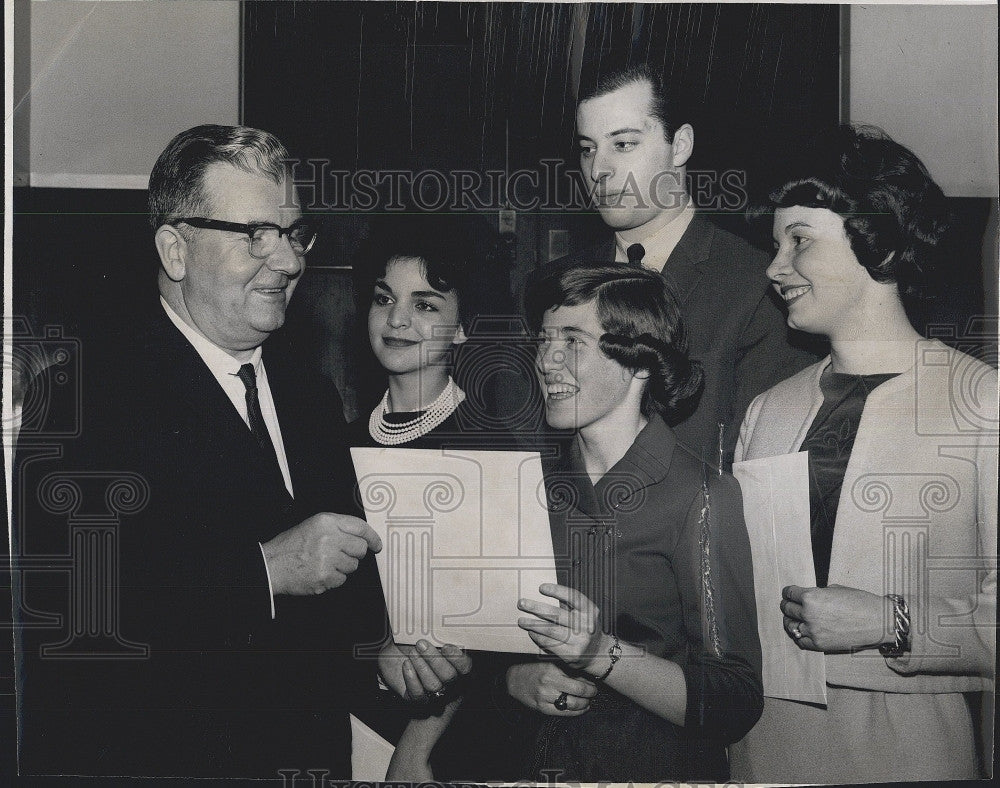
[730,125,997,784]
[345,213,513,779]
[502,263,762,782]
[348,214,479,448]
[382,263,764,783]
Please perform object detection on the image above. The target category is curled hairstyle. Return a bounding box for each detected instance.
[355,212,476,331]
[148,124,290,230]
[526,264,704,424]
[579,63,681,144]
[766,124,950,299]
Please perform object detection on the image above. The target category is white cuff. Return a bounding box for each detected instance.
[259,542,276,620]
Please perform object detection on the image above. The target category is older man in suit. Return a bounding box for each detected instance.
[550,64,819,467]
[16,125,463,778]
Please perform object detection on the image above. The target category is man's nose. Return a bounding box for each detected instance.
[265,235,304,277]
[589,149,615,184]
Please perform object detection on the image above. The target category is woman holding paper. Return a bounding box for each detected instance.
[502,264,764,781]
[348,213,519,780]
[729,125,997,783]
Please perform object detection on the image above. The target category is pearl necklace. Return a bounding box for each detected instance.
[368,377,466,445]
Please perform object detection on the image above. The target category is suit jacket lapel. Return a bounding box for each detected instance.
[662,215,713,305]
[596,237,615,262]
[141,311,292,503]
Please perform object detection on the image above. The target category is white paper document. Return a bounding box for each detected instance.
[351,447,557,653]
[733,451,827,704]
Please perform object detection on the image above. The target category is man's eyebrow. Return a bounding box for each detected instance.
[374,279,393,294]
[575,127,645,143]
[604,127,644,137]
[245,218,297,228]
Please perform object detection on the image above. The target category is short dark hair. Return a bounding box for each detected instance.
[355,212,476,331]
[765,124,950,299]
[526,263,703,423]
[579,63,680,143]
[148,124,290,230]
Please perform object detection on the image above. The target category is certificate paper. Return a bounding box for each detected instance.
[351,447,557,653]
[733,451,827,704]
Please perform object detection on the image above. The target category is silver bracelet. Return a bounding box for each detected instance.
[596,636,622,681]
[878,594,910,658]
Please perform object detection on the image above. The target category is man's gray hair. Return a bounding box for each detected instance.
[148,124,290,230]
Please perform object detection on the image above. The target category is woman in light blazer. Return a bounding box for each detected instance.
[729,125,996,784]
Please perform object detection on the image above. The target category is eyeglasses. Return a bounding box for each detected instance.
[171,217,317,259]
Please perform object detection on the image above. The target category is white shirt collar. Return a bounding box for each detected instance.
[160,296,262,377]
[615,198,696,272]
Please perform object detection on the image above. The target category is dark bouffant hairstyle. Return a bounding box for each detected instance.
[148,124,290,230]
[765,124,950,299]
[526,263,704,424]
[355,212,476,331]
[578,63,682,144]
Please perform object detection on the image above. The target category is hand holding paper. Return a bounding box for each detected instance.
[517,583,607,670]
[732,451,827,704]
[352,447,557,653]
[780,584,888,652]
[379,639,472,702]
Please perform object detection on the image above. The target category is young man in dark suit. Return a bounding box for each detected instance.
[551,64,818,466]
[15,125,464,779]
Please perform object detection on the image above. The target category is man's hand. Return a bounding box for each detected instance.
[261,513,382,596]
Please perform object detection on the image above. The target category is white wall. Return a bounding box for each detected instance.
[14,0,240,189]
[850,3,998,199]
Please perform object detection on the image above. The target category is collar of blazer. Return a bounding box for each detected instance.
[659,214,715,306]
[549,415,678,519]
[598,213,715,306]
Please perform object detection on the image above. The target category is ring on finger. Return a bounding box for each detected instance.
[553,692,569,711]
[427,688,447,700]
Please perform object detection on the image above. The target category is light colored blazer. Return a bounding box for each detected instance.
[737,340,997,694]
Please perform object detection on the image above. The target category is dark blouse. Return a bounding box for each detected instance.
[507,416,762,782]
[799,367,899,587]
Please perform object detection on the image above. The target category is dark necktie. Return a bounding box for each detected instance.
[626,243,645,267]
[237,363,280,470]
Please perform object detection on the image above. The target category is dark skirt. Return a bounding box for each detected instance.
[527,687,730,783]
[433,676,730,783]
